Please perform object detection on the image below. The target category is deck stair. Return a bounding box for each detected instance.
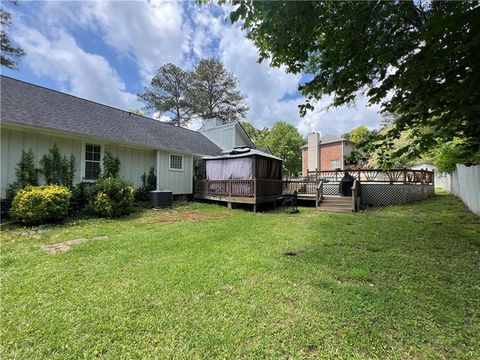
[317,195,353,213]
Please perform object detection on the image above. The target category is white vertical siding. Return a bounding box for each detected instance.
[155,151,193,194]
[343,141,355,157]
[0,128,84,194]
[1,127,194,196]
[200,122,250,150]
[104,143,155,189]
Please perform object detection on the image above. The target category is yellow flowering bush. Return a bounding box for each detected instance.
[90,178,134,218]
[10,185,71,224]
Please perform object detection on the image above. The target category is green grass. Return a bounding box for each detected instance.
[1,191,479,359]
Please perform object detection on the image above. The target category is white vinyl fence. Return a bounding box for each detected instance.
[436,164,480,216]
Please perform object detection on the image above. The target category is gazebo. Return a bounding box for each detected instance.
[193,147,283,211]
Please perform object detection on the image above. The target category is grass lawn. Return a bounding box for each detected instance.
[1,191,479,359]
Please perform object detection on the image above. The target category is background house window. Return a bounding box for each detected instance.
[85,143,101,180]
[169,154,183,171]
[331,159,340,169]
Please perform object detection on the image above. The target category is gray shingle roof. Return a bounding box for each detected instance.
[301,134,353,148]
[319,134,345,145]
[0,76,222,156]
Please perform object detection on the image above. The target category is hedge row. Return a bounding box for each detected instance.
[9,178,136,225]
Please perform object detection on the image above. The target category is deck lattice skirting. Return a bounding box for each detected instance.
[360,183,434,207]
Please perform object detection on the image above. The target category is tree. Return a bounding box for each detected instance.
[138,63,191,127]
[230,1,480,159]
[39,144,76,188]
[187,58,248,124]
[129,108,145,116]
[365,124,434,169]
[241,121,269,148]
[433,140,479,173]
[1,0,25,69]
[15,149,38,188]
[102,151,121,178]
[349,125,372,144]
[263,121,304,175]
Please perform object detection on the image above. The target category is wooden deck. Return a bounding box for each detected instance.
[194,179,283,211]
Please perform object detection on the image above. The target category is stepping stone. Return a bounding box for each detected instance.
[65,238,87,245]
[92,235,108,241]
[42,243,70,253]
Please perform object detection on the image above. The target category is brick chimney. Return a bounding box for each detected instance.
[307,132,320,172]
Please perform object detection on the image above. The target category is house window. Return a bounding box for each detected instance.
[331,159,340,169]
[85,143,101,180]
[169,154,183,171]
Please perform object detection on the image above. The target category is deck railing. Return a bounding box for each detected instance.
[194,179,283,198]
[283,178,319,194]
[304,169,434,185]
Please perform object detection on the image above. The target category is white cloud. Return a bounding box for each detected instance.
[13,24,138,110]
[10,1,386,136]
[297,96,384,137]
[188,5,386,136]
[189,6,301,129]
[77,0,187,82]
[152,111,171,123]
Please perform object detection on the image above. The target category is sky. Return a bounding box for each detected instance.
[2,0,385,136]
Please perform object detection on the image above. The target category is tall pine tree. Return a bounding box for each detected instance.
[187,58,248,124]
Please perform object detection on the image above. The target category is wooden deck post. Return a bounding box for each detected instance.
[228,202,232,209]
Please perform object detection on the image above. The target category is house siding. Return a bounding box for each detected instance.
[155,151,193,195]
[200,121,253,150]
[0,126,193,196]
[319,142,343,170]
[343,141,355,157]
[1,127,83,195]
[200,123,236,150]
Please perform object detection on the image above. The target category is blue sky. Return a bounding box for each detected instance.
[2,0,384,135]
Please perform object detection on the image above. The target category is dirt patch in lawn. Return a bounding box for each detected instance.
[139,210,230,225]
[42,236,108,254]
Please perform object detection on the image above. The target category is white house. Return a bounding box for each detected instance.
[0,76,252,197]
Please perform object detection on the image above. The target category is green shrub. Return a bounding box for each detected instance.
[135,167,157,203]
[16,149,39,188]
[70,182,93,214]
[10,185,71,225]
[1,183,22,220]
[434,140,480,173]
[90,178,134,218]
[40,144,76,188]
[102,152,121,178]
[2,150,40,219]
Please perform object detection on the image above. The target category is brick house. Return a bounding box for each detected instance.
[301,133,358,175]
